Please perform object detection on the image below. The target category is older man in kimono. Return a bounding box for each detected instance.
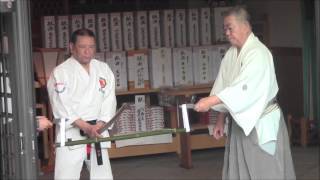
[194,6,296,180]
[47,28,116,179]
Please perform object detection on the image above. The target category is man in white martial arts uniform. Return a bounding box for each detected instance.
[47,28,116,180]
[194,6,296,180]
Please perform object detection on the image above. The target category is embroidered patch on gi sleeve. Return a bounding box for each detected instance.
[242,84,247,91]
[54,82,66,93]
[99,77,107,94]
[99,77,107,88]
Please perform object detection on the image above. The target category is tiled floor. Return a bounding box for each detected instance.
[39,145,319,180]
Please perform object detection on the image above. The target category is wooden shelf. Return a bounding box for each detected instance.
[116,84,213,96]
[116,88,159,95]
[191,123,210,131]
[108,126,224,159]
[190,134,225,150]
[160,84,213,96]
[33,47,66,52]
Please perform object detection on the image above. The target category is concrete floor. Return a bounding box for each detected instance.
[39,145,319,180]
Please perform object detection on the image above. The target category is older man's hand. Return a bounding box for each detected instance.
[37,116,53,131]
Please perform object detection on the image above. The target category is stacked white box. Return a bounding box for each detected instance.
[105,51,128,91]
[114,103,170,148]
[187,8,200,46]
[149,48,173,88]
[127,50,150,90]
[110,13,123,51]
[84,14,96,34]
[70,15,83,33]
[192,46,214,85]
[96,13,111,52]
[122,12,135,51]
[41,16,56,48]
[212,44,229,80]
[161,10,175,47]
[213,7,230,42]
[200,8,212,45]
[113,103,165,136]
[175,9,187,47]
[148,10,161,48]
[114,104,136,135]
[56,16,69,49]
[135,11,149,49]
[172,47,194,86]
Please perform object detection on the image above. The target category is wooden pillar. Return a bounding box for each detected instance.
[177,95,192,169]
[300,117,308,147]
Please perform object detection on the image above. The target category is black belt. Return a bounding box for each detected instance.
[80,120,103,166]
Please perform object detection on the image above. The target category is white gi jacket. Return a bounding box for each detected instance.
[47,56,117,149]
[211,33,280,149]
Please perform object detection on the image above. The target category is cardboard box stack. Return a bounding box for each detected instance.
[105,51,128,92]
[192,46,214,85]
[161,10,175,47]
[172,47,194,86]
[127,49,150,90]
[39,6,233,93]
[70,15,83,34]
[122,12,135,51]
[110,13,123,51]
[187,8,200,46]
[175,9,187,47]
[96,13,111,52]
[149,48,173,89]
[113,104,165,135]
[84,14,96,35]
[41,16,56,48]
[148,10,161,48]
[135,11,149,49]
[200,8,212,45]
[212,44,229,80]
[56,16,69,49]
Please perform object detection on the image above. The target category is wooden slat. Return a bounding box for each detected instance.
[108,136,179,158]
[190,134,225,150]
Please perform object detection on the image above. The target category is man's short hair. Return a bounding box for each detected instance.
[70,28,96,44]
[225,6,251,26]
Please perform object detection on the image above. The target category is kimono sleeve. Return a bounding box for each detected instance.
[210,54,229,112]
[216,49,273,135]
[47,69,80,129]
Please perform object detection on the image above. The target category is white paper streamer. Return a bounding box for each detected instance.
[180,104,190,132]
[60,118,66,147]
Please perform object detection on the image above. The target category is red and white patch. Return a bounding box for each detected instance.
[54,82,66,93]
[99,77,106,89]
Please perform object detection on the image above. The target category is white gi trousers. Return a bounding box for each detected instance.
[54,145,113,180]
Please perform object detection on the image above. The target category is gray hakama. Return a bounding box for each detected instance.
[222,111,296,180]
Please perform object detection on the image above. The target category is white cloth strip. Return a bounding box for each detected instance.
[184,103,195,109]
[60,118,66,147]
[180,104,191,132]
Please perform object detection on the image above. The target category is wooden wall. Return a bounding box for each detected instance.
[272,47,303,117]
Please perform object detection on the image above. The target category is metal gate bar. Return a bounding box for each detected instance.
[1,0,38,179]
[0,11,16,180]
